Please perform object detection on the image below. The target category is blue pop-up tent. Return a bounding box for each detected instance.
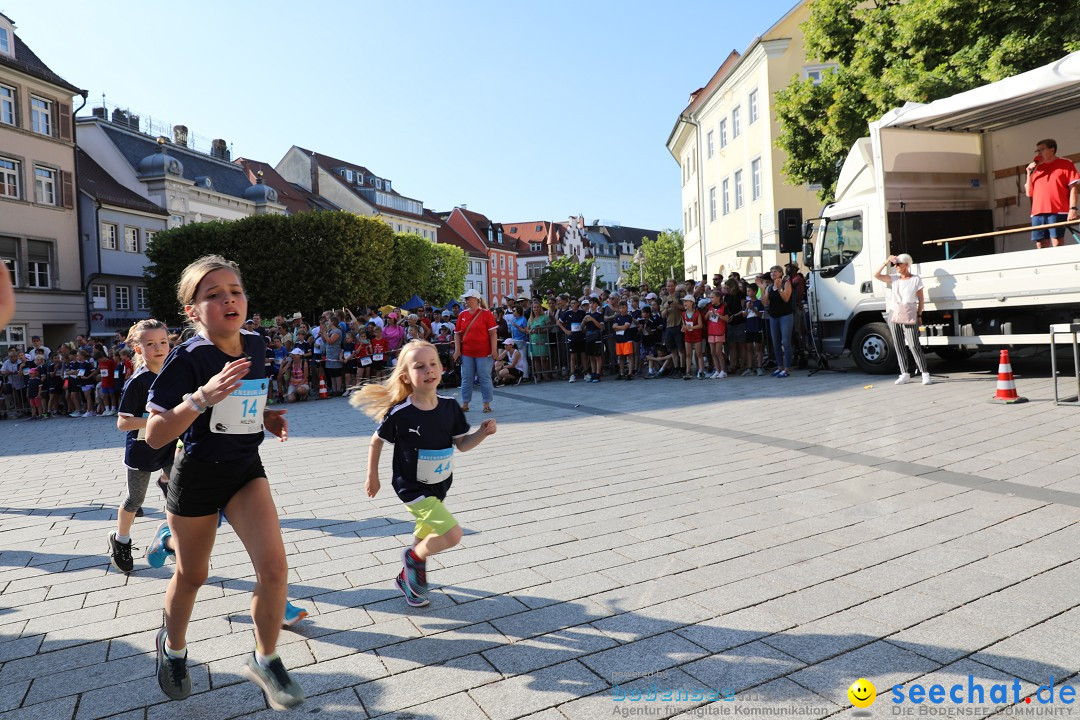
[401,294,426,310]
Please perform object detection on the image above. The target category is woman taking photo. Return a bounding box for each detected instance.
[874,253,931,385]
[453,289,498,413]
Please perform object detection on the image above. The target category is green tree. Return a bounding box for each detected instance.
[421,242,467,307]
[144,211,393,325]
[775,0,1080,200]
[534,257,599,298]
[630,230,684,290]
[386,232,434,306]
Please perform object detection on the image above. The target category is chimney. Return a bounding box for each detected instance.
[211,139,229,161]
[173,125,188,147]
[91,106,106,119]
[309,152,319,195]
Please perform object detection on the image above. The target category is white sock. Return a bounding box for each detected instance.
[256,650,280,668]
[164,641,187,660]
[115,533,130,544]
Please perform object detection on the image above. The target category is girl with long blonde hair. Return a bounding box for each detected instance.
[353,341,496,607]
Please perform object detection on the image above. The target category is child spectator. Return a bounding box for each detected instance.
[681,295,704,379]
[556,297,586,383]
[284,348,310,403]
[353,340,496,607]
[355,330,372,384]
[706,290,728,379]
[722,279,746,375]
[582,297,605,382]
[494,338,527,386]
[643,344,675,378]
[76,348,97,417]
[743,282,765,375]
[46,353,64,417]
[369,326,389,379]
[65,351,83,417]
[25,356,44,420]
[2,347,24,418]
[96,349,117,416]
[612,301,635,381]
[342,332,357,392]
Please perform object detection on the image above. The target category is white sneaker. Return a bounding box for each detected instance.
[81,411,96,418]
[895,373,911,385]
[718,371,727,379]
[568,374,577,383]
[922,372,932,385]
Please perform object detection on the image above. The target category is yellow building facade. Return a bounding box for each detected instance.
[668,1,830,281]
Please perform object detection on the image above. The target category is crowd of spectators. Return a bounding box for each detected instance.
[0,264,812,421]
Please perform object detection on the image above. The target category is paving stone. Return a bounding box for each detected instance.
[759,609,892,665]
[559,668,716,720]
[377,622,509,674]
[681,640,805,695]
[788,640,941,706]
[483,625,619,676]
[354,653,500,717]
[470,659,609,720]
[0,697,77,720]
[971,623,1080,684]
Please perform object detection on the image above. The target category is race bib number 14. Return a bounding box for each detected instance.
[210,379,267,434]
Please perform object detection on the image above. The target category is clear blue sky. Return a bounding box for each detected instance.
[11,0,798,230]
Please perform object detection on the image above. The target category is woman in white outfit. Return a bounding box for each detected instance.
[874,253,931,385]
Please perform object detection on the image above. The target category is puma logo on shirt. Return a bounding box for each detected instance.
[408,426,421,436]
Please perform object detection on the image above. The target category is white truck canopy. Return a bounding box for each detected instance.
[876,51,1080,133]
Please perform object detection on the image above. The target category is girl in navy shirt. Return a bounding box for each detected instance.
[144,256,302,710]
[353,340,496,608]
[108,319,173,573]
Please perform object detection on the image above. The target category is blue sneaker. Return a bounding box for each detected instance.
[218,510,227,528]
[146,521,174,568]
[283,601,308,627]
[776,370,790,378]
[401,548,427,600]
[395,569,429,607]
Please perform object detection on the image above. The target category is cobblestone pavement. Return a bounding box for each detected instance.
[1,354,1079,720]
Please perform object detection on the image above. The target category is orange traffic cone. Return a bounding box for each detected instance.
[990,349,1027,404]
[318,377,329,399]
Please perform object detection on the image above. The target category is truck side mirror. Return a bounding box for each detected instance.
[803,220,814,241]
[803,242,814,269]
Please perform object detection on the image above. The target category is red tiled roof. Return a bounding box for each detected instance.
[295,146,432,223]
[235,158,335,215]
[426,210,486,258]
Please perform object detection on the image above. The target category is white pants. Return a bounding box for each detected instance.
[889,322,927,375]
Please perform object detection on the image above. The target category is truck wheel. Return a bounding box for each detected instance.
[851,322,897,374]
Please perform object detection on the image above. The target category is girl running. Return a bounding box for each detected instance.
[144,255,303,710]
[108,320,174,573]
[352,340,496,607]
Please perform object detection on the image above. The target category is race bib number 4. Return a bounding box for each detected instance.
[416,448,453,485]
[210,379,267,434]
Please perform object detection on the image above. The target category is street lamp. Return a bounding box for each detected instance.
[633,248,645,285]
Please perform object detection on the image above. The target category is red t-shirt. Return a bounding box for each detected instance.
[369,338,388,360]
[455,309,497,358]
[98,358,116,389]
[1029,157,1080,215]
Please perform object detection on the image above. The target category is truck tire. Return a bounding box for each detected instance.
[851,322,897,374]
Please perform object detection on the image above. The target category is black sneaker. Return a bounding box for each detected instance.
[242,653,304,710]
[156,627,191,700]
[107,531,134,573]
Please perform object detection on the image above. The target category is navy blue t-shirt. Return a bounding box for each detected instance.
[147,331,268,463]
[613,313,638,342]
[376,395,470,503]
[559,309,586,341]
[119,366,175,471]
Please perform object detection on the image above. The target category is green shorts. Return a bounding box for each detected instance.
[405,496,459,539]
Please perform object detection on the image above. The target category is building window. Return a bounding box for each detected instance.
[749,89,759,124]
[34,166,56,205]
[124,227,139,253]
[500,255,505,270]
[30,96,52,136]
[803,64,837,85]
[530,241,542,252]
[26,240,51,288]
[719,118,727,148]
[535,224,543,232]
[137,286,150,310]
[0,28,9,55]
[0,236,17,286]
[115,285,130,311]
[732,106,741,138]
[169,214,184,228]
[91,284,108,309]
[101,223,117,250]
[0,324,26,350]
[707,131,714,159]
[0,156,19,198]
[145,230,157,246]
[734,170,744,209]
[722,178,730,215]
[751,158,762,201]
[709,186,717,222]
[693,200,699,229]
[0,85,13,126]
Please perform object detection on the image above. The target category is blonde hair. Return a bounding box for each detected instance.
[126,319,168,371]
[350,341,441,419]
[177,255,244,333]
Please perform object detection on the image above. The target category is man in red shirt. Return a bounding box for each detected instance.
[1025,138,1080,248]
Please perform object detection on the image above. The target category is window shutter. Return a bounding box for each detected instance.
[61,170,74,209]
[58,102,72,141]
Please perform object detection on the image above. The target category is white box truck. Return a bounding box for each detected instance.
[803,52,1080,373]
